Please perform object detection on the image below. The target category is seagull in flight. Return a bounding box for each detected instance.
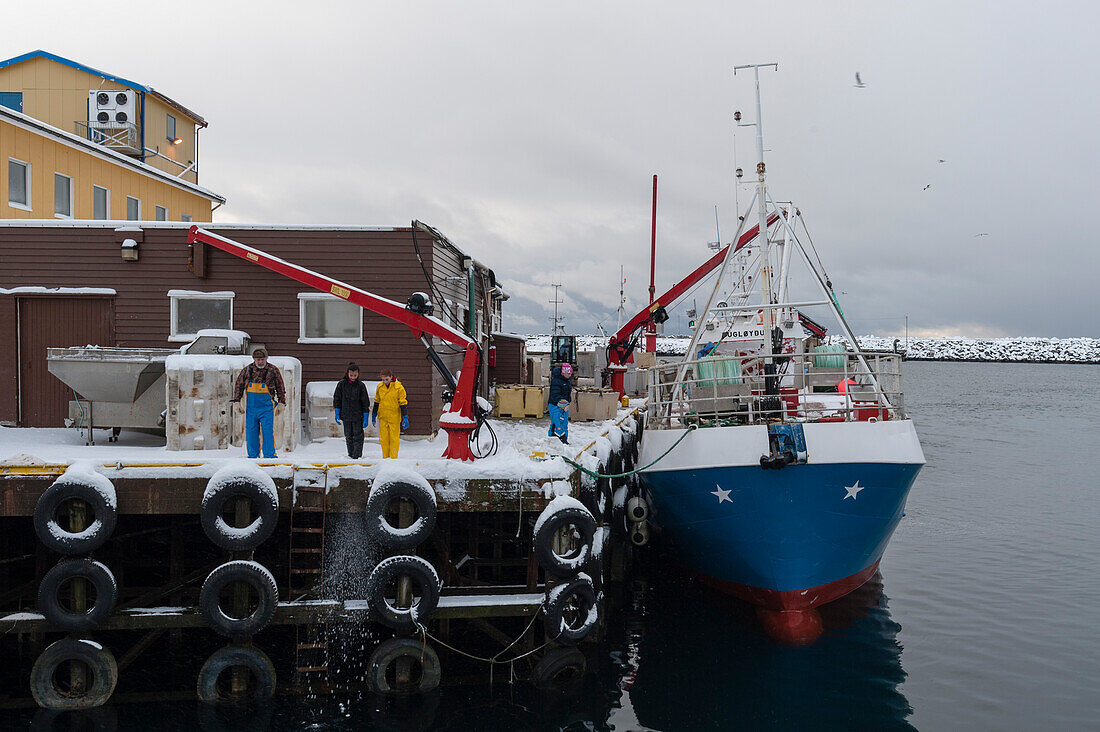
[974,232,989,237]
[923,184,931,191]
[854,72,866,88]
[938,159,946,163]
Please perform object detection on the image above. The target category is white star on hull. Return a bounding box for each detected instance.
[843,481,865,500]
[711,485,732,504]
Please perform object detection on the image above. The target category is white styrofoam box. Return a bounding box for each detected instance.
[305,379,379,441]
[166,354,301,453]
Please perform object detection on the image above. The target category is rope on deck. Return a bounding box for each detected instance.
[559,424,697,479]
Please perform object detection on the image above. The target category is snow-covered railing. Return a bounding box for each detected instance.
[645,350,905,428]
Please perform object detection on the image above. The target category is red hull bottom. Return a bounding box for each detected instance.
[693,559,882,611]
[689,560,882,645]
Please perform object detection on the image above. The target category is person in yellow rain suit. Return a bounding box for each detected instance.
[371,369,408,459]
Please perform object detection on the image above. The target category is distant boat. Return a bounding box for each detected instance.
[638,66,924,644]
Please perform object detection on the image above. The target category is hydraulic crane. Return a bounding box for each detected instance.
[186,226,485,461]
[603,212,782,396]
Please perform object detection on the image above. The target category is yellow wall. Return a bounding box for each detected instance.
[0,56,201,183]
[1,119,213,221]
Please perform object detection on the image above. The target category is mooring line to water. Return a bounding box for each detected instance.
[560,424,697,479]
[414,605,549,677]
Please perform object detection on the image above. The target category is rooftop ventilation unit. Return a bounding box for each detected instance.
[87,89,136,128]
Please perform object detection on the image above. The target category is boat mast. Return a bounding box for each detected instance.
[735,62,779,399]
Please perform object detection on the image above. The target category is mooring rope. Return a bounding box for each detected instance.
[558,424,697,479]
[413,606,549,670]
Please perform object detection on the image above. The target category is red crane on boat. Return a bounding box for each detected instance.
[604,212,782,396]
[187,226,483,461]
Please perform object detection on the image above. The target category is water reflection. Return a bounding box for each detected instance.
[615,564,914,731]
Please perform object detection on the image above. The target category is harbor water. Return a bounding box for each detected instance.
[9,361,1098,730]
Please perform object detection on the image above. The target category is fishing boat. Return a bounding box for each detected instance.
[636,64,925,642]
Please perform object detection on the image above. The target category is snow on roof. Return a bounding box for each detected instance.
[0,105,224,202]
[0,286,116,296]
[167,290,234,298]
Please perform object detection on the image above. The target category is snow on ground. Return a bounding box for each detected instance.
[0,411,633,481]
[524,334,1100,363]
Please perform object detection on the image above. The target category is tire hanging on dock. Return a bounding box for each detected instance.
[33,473,117,555]
[365,555,441,633]
[200,473,279,552]
[199,561,279,639]
[543,574,599,646]
[37,558,117,632]
[364,479,438,551]
[531,646,587,693]
[196,645,277,704]
[533,500,596,578]
[30,638,118,710]
[366,637,442,694]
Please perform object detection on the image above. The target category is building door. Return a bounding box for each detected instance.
[18,296,114,427]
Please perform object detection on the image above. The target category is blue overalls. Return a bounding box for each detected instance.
[246,375,277,458]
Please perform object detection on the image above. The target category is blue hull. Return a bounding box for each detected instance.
[640,461,921,609]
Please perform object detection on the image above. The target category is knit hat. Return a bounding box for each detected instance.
[252,348,268,359]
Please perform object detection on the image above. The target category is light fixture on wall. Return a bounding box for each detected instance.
[171,137,183,145]
[121,238,139,262]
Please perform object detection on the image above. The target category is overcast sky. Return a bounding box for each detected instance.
[13,1,1100,337]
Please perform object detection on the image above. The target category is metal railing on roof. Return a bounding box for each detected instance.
[74,120,140,155]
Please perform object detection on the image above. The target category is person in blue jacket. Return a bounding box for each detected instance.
[333,362,371,459]
[548,362,574,444]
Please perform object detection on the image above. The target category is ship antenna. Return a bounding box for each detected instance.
[734,62,779,399]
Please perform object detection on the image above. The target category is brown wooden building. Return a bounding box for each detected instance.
[0,221,512,432]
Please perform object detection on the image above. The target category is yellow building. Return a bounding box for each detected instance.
[0,50,224,221]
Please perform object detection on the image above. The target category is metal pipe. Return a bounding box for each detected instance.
[648,174,658,352]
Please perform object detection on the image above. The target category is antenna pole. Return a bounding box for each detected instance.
[549,283,564,334]
[647,174,658,352]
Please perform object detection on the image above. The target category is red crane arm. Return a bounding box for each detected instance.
[187,226,475,350]
[609,212,781,356]
[187,226,482,460]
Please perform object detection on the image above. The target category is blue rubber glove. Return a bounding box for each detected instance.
[401,415,409,430]
[334,408,341,425]
[362,414,369,429]
[372,413,378,427]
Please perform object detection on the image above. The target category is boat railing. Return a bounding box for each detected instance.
[645,350,906,429]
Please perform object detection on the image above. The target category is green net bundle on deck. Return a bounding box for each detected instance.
[695,354,742,388]
[812,343,847,368]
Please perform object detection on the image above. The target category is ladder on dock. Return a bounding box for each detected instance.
[289,466,329,688]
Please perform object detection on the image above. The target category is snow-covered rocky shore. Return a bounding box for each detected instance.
[524,334,1100,363]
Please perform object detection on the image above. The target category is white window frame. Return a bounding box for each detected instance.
[155,205,167,221]
[126,195,141,220]
[168,290,235,342]
[93,185,110,220]
[7,157,31,211]
[53,172,74,218]
[297,292,364,344]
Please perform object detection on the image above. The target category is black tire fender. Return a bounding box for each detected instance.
[533,502,596,578]
[33,472,117,555]
[595,464,612,521]
[543,575,599,646]
[200,473,279,552]
[196,645,276,704]
[364,478,438,551]
[199,561,279,639]
[366,555,441,632]
[608,451,628,490]
[366,637,442,694]
[30,638,118,710]
[38,558,117,632]
[531,646,587,692]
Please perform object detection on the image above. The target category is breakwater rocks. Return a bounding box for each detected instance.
[524,334,1100,363]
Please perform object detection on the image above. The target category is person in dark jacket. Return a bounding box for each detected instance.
[333,363,371,459]
[548,362,574,444]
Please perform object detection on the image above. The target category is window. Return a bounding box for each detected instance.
[93,186,109,220]
[8,158,30,210]
[155,205,167,221]
[181,213,192,222]
[0,92,22,113]
[53,173,73,218]
[126,196,140,220]
[298,293,363,344]
[168,290,234,341]
[166,114,176,142]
